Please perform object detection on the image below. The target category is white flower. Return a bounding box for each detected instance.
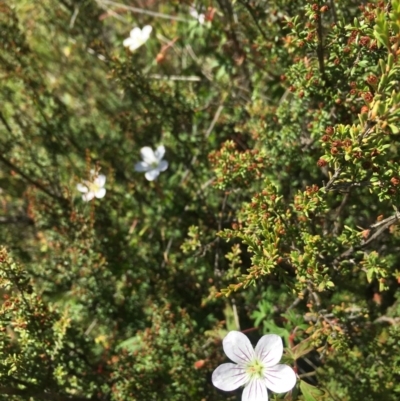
[212,331,296,401]
[77,169,106,202]
[123,25,152,52]
[189,6,205,24]
[134,145,168,181]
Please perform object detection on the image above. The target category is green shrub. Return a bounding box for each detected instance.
[0,0,399,400]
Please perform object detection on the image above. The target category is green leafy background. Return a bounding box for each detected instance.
[0,0,399,400]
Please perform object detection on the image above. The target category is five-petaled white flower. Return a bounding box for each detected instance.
[134,145,168,181]
[189,6,205,24]
[212,331,296,401]
[123,25,152,52]
[77,170,106,202]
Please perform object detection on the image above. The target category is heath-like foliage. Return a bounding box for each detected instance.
[0,0,399,400]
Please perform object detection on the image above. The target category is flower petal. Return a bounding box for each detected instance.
[134,161,150,172]
[242,379,269,401]
[129,27,141,38]
[123,33,143,52]
[154,145,165,161]
[82,192,95,202]
[77,183,88,193]
[94,174,106,187]
[95,188,106,199]
[212,363,248,391]
[129,42,142,52]
[140,146,157,164]
[123,37,134,48]
[189,7,199,19]
[157,160,168,172]
[255,334,283,367]
[189,8,205,24]
[145,169,160,181]
[141,25,152,39]
[223,331,255,365]
[264,364,296,394]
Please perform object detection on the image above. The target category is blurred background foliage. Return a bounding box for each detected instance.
[0,0,399,400]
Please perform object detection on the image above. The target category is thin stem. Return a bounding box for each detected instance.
[0,153,67,205]
[329,0,338,24]
[239,0,269,43]
[316,1,327,81]
[95,0,190,22]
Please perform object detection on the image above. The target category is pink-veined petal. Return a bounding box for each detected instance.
[145,169,160,181]
[242,379,269,401]
[212,363,248,391]
[140,146,157,165]
[155,145,165,161]
[82,192,95,202]
[223,331,255,365]
[95,188,106,199]
[77,183,88,193]
[255,334,283,367]
[264,364,296,394]
[141,25,152,39]
[94,174,106,187]
[134,161,150,172]
[157,160,168,172]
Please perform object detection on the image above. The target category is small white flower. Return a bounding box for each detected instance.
[123,25,152,52]
[189,6,205,24]
[212,331,296,401]
[134,145,168,181]
[77,169,106,202]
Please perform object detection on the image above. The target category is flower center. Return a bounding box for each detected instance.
[245,358,265,380]
[87,182,100,193]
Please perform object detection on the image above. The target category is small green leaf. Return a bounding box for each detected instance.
[291,338,314,360]
[366,269,374,283]
[389,124,399,134]
[300,380,325,401]
[224,302,239,331]
[373,32,388,48]
[116,336,143,352]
